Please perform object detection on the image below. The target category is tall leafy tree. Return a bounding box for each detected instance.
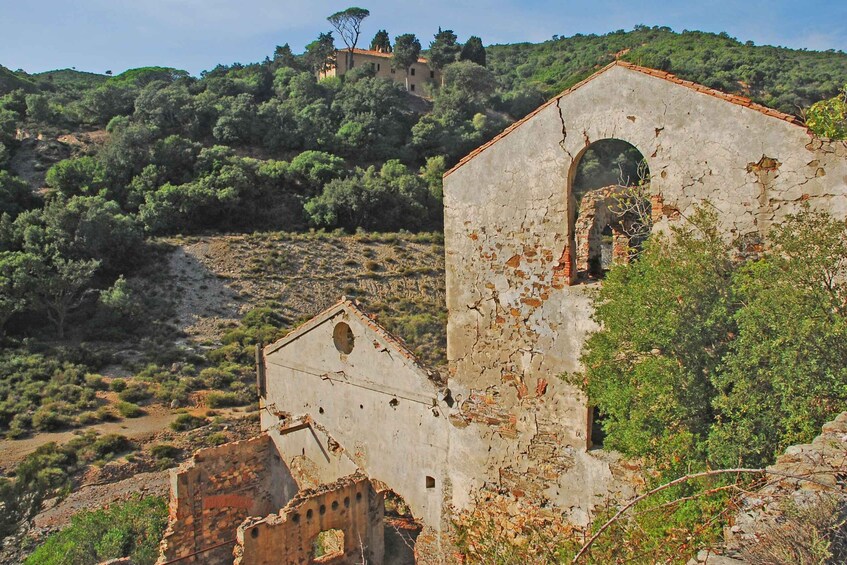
[272,43,300,70]
[428,28,461,84]
[574,208,734,473]
[305,32,337,75]
[460,36,486,67]
[0,251,36,336]
[709,207,847,467]
[327,7,370,70]
[392,34,422,91]
[370,29,391,53]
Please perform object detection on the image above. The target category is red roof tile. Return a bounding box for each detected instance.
[347,48,429,65]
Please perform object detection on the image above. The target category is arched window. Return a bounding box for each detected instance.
[569,139,651,281]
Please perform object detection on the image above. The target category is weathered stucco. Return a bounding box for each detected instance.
[442,61,847,522]
[261,300,453,555]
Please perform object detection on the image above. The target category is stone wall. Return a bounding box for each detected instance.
[724,412,847,562]
[233,474,384,565]
[157,435,297,565]
[442,61,847,522]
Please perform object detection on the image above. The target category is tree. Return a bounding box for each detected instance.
[305,32,337,75]
[327,7,370,70]
[45,157,106,198]
[460,36,486,66]
[25,94,51,123]
[272,43,299,70]
[392,34,422,91]
[573,207,734,474]
[709,207,847,467]
[806,84,846,139]
[0,171,39,218]
[370,29,391,53]
[0,251,36,335]
[441,61,497,108]
[304,160,431,232]
[27,254,100,339]
[428,28,461,84]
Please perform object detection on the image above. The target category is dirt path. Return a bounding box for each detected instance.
[0,405,177,470]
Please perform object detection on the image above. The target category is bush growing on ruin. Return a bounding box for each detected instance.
[573,207,733,472]
[709,207,847,467]
[806,84,847,139]
[575,205,847,472]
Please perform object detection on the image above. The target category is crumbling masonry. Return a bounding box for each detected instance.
[159,61,847,563]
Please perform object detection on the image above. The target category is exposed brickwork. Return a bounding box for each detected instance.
[233,474,384,564]
[157,435,285,565]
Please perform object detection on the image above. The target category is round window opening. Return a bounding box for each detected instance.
[333,322,355,354]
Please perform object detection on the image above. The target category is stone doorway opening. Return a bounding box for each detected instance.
[569,139,652,281]
[383,490,422,565]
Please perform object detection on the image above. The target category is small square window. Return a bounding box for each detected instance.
[391,68,395,74]
[410,84,415,92]
[377,63,380,71]
[430,70,434,79]
[411,68,416,76]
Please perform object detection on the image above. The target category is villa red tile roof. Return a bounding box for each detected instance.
[348,48,429,65]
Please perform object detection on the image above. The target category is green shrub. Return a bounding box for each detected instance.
[24,495,167,565]
[109,378,127,393]
[77,411,101,425]
[170,413,207,431]
[32,406,74,432]
[150,444,180,460]
[84,374,108,391]
[206,391,250,408]
[89,434,134,461]
[115,401,144,418]
[117,383,151,403]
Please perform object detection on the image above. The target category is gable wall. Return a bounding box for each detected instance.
[442,64,847,520]
[262,309,451,535]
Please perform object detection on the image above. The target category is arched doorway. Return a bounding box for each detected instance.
[569,139,652,280]
[382,490,422,564]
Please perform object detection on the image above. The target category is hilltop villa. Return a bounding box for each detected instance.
[319,48,440,94]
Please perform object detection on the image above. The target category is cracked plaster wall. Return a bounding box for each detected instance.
[442,64,847,524]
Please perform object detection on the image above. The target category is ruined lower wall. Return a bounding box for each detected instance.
[157,435,297,565]
[233,474,384,565]
[723,412,847,562]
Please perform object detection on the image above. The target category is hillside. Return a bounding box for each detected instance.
[487,27,847,115]
[0,65,37,95]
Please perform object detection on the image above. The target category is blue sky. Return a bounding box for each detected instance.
[2,1,845,76]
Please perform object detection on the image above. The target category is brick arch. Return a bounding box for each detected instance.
[565,138,652,282]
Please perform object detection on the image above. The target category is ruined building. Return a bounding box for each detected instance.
[157,61,847,563]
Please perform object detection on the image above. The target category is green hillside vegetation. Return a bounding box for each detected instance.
[32,69,109,91]
[0,65,37,96]
[487,26,847,116]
